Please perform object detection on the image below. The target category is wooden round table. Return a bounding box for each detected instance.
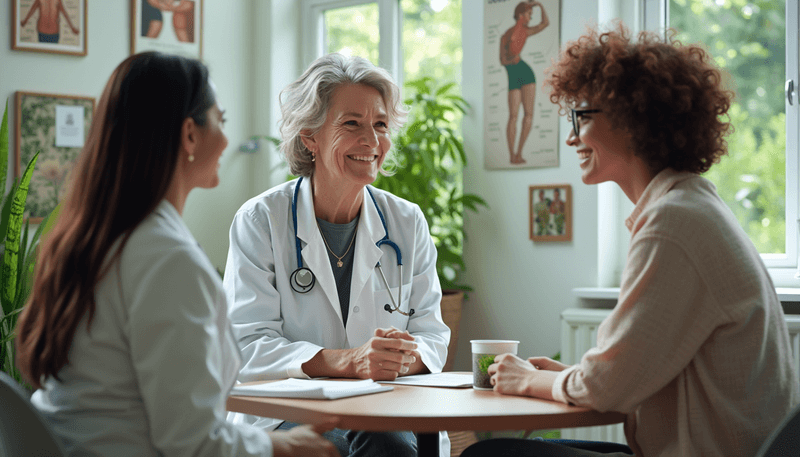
[227,374,626,457]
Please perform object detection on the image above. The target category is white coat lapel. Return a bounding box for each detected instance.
[349,186,385,315]
[295,178,343,323]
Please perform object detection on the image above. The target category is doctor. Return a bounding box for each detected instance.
[224,53,451,457]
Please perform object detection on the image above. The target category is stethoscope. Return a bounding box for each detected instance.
[289,177,415,317]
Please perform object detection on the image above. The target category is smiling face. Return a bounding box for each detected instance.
[303,83,392,193]
[566,107,635,187]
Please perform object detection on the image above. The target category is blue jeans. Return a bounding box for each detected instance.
[461,438,633,456]
[277,420,417,457]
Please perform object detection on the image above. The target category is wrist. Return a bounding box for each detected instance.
[302,348,351,378]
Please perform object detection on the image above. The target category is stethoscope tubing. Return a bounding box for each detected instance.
[289,177,412,316]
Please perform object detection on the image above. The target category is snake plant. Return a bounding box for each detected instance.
[0,100,55,386]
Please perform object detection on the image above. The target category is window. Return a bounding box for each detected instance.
[644,0,799,277]
[302,0,462,90]
[322,3,380,66]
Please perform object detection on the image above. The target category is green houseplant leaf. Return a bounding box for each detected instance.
[0,98,58,385]
[1,150,39,315]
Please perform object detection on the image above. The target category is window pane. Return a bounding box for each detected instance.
[670,0,786,254]
[324,3,380,65]
[401,0,462,85]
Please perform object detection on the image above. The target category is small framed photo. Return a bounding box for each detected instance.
[530,184,572,242]
[15,91,95,223]
[12,0,87,56]
[131,0,203,59]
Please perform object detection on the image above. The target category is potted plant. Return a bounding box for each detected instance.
[373,77,487,371]
[0,100,56,388]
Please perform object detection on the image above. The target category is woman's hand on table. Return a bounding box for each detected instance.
[489,353,561,400]
[379,327,428,377]
[300,327,426,380]
[270,421,340,457]
[350,328,418,381]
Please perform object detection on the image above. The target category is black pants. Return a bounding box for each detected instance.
[461,438,633,457]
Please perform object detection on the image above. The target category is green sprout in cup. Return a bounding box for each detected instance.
[478,354,495,374]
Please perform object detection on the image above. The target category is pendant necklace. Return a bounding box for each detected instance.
[318,222,357,268]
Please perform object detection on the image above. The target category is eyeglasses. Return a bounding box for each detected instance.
[570,108,602,137]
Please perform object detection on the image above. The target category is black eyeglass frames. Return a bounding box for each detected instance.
[570,108,602,137]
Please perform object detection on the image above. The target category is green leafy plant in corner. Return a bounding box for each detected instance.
[0,100,56,386]
[373,77,488,292]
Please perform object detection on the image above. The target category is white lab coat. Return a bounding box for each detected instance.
[31,201,274,457]
[224,178,451,455]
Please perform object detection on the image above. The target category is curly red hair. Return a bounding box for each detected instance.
[544,23,734,174]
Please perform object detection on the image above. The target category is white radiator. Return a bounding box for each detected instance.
[559,308,800,444]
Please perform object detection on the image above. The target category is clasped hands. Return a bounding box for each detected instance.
[487,355,568,400]
[351,327,419,381]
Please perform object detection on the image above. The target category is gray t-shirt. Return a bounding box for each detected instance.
[316,216,359,326]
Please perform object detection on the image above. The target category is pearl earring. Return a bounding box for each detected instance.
[188,154,195,162]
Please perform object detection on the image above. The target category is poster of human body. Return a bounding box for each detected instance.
[484,0,560,169]
[13,0,87,56]
[131,0,202,59]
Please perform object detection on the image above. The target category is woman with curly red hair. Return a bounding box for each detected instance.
[463,23,799,457]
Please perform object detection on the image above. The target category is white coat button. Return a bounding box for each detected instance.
[353,306,360,313]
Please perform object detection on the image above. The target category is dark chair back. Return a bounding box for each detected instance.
[755,402,800,457]
[0,370,65,457]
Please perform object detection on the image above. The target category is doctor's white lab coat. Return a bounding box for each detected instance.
[224,178,451,454]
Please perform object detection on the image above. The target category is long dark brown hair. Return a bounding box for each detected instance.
[15,52,216,388]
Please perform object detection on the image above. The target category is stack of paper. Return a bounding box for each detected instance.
[230,379,393,400]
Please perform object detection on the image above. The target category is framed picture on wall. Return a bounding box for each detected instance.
[529,184,572,242]
[12,0,87,56]
[483,0,561,170]
[15,91,95,223]
[131,0,203,59]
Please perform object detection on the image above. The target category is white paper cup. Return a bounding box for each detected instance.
[470,340,519,390]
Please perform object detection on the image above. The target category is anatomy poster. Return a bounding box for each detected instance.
[484,0,560,170]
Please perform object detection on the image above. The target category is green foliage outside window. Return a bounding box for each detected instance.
[401,0,463,85]
[670,0,786,254]
[324,4,380,66]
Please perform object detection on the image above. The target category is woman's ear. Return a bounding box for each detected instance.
[181,117,198,157]
[299,130,317,153]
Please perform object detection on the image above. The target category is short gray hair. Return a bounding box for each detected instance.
[278,53,408,177]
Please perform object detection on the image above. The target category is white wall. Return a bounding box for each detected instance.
[0,0,262,269]
[454,0,603,371]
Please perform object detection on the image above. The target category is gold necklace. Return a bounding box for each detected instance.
[317,222,357,268]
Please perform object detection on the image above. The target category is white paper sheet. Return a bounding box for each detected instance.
[230,378,393,400]
[379,372,473,388]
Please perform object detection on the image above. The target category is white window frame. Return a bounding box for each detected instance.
[301,0,402,85]
[639,0,800,285]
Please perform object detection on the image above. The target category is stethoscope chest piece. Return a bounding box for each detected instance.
[291,267,315,293]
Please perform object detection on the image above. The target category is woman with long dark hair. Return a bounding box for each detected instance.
[15,51,337,457]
